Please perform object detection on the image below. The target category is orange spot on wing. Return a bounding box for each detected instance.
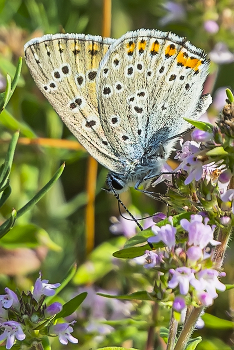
[165,44,177,57]
[177,51,187,66]
[150,40,160,54]
[126,41,135,54]
[138,40,146,52]
[177,50,202,71]
[186,57,202,71]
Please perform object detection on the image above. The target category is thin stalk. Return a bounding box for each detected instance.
[166,310,178,350]
[145,302,158,350]
[174,307,203,350]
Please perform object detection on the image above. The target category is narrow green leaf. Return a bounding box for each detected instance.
[0,224,43,248]
[0,131,19,188]
[160,327,170,342]
[40,337,51,350]
[0,58,23,110]
[113,245,148,259]
[10,57,23,93]
[0,109,36,137]
[225,284,234,290]
[0,55,24,87]
[0,185,11,207]
[54,292,87,320]
[45,264,77,304]
[206,147,228,156]
[0,168,10,191]
[124,230,153,248]
[17,163,65,218]
[97,291,152,301]
[226,88,234,103]
[1,74,11,111]
[185,337,202,350]
[0,209,17,238]
[0,164,65,238]
[183,118,213,132]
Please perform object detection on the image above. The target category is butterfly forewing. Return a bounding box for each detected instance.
[24,34,125,173]
[97,29,211,161]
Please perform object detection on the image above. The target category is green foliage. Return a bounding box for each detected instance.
[183,118,214,133]
[55,292,87,319]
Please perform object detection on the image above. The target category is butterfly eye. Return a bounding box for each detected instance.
[111,178,124,191]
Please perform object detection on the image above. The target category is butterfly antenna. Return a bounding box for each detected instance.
[116,194,144,231]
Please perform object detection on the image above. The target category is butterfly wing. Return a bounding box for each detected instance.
[97,29,211,161]
[24,34,125,173]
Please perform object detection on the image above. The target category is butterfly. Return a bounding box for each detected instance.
[24,29,211,194]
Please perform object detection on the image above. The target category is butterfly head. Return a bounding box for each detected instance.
[106,172,131,194]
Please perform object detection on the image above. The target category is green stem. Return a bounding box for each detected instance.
[166,310,178,350]
[174,307,203,350]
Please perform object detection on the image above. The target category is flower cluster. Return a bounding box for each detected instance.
[144,215,226,312]
[0,273,78,349]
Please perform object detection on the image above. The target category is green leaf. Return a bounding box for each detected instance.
[45,264,77,304]
[113,245,148,259]
[16,163,65,218]
[0,131,19,190]
[54,292,87,320]
[202,313,234,329]
[124,230,153,248]
[155,212,193,228]
[97,291,152,301]
[224,284,234,290]
[0,185,11,207]
[206,147,228,156]
[185,337,202,350]
[0,223,42,248]
[0,164,65,239]
[0,109,36,137]
[40,337,51,350]
[0,74,11,111]
[0,57,23,111]
[183,118,213,132]
[226,88,234,103]
[0,209,17,237]
[160,327,170,342]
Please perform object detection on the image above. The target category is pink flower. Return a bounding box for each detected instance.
[0,288,20,310]
[168,267,196,295]
[173,296,186,312]
[196,269,226,298]
[180,215,219,249]
[191,129,213,142]
[109,214,137,238]
[33,273,60,302]
[144,250,164,268]
[45,302,62,316]
[0,321,25,349]
[149,221,176,249]
[50,322,78,345]
[198,292,214,306]
[204,20,219,34]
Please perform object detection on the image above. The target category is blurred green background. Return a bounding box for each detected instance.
[0,0,234,349]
